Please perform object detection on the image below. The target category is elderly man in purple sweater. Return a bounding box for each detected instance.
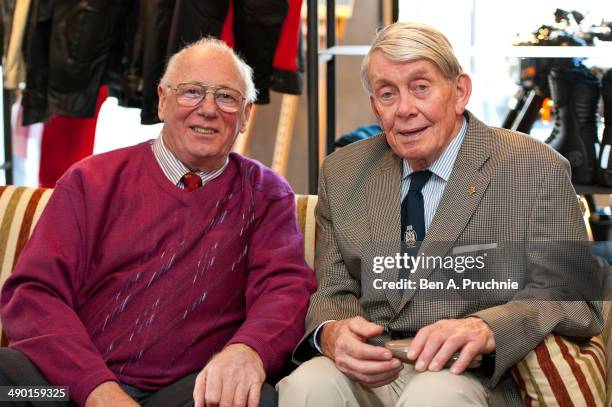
[0,38,316,407]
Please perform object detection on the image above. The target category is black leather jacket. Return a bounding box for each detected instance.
[22,0,129,125]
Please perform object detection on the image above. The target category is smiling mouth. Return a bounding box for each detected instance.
[398,127,427,137]
[191,126,217,135]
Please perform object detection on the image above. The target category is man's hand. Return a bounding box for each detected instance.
[193,343,265,407]
[407,317,496,374]
[321,316,402,387]
[84,381,139,407]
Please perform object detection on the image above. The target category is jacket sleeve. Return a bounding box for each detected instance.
[0,184,117,407]
[226,192,317,375]
[292,161,365,363]
[473,157,604,386]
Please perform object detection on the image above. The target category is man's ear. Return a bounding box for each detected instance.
[157,84,166,121]
[454,73,472,115]
[239,102,253,134]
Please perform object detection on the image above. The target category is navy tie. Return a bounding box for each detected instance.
[401,170,433,248]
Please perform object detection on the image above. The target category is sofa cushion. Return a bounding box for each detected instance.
[511,333,606,406]
[295,194,317,269]
[0,186,53,286]
[0,186,53,346]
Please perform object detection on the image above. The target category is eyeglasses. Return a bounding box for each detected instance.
[167,82,246,113]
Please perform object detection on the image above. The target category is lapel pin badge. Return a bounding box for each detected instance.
[467,185,477,194]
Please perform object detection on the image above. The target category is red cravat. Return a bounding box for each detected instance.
[181,172,202,191]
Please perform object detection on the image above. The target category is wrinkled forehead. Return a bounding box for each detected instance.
[169,48,246,91]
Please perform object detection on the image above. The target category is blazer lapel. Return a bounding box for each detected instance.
[365,148,405,311]
[398,113,494,309]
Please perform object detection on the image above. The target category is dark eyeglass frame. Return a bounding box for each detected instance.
[166,82,246,113]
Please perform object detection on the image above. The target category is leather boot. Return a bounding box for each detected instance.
[547,66,600,185]
[598,69,612,186]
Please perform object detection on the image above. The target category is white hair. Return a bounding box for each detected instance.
[160,37,257,103]
[361,22,463,94]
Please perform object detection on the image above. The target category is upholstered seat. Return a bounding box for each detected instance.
[0,186,609,404]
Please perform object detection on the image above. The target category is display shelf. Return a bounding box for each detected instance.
[319,45,612,60]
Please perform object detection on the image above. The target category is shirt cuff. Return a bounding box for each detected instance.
[310,320,336,354]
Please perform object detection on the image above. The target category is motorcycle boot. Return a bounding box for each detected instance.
[547,66,600,185]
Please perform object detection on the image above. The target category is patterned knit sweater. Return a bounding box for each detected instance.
[0,141,316,406]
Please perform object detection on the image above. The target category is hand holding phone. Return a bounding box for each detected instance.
[384,339,482,369]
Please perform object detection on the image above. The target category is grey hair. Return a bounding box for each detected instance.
[360,22,463,94]
[160,37,257,103]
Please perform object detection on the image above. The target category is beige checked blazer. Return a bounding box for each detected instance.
[293,112,603,403]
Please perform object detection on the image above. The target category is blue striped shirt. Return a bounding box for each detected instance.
[151,135,228,189]
[400,117,468,232]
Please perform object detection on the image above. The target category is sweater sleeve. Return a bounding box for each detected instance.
[0,183,117,406]
[226,192,317,375]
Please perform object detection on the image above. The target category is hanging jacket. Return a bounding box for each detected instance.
[139,0,176,123]
[270,0,303,97]
[221,0,303,104]
[231,0,289,104]
[105,0,145,110]
[21,0,129,125]
[21,0,52,124]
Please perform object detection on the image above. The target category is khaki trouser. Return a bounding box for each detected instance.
[277,356,488,407]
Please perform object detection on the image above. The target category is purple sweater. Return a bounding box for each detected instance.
[0,141,316,406]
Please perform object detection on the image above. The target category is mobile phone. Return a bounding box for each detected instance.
[384,339,482,369]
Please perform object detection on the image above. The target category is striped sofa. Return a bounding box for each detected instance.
[0,186,610,405]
